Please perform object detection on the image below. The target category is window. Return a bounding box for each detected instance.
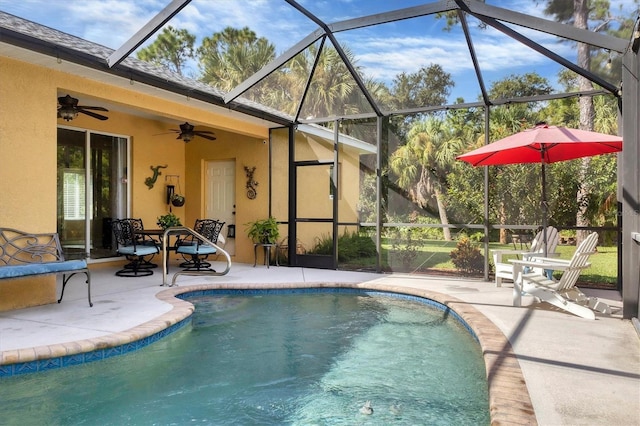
[63,169,85,220]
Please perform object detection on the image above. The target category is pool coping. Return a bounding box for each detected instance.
[0,281,536,425]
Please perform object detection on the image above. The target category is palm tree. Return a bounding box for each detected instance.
[282,42,362,119]
[390,117,463,241]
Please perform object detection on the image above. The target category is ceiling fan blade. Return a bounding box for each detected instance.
[79,110,109,121]
[194,132,217,141]
[78,106,109,112]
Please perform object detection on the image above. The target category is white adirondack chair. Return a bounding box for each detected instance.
[510,232,611,319]
[492,226,560,287]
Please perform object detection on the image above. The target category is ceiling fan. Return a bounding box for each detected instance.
[57,94,109,121]
[168,122,217,142]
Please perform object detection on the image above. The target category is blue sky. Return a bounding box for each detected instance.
[1,0,637,103]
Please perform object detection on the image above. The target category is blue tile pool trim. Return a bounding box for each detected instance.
[0,317,191,378]
[179,287,479,342]
[2,286,477,378]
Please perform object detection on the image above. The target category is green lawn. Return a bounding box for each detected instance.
[547,244,617,286]
[341,239,618,287]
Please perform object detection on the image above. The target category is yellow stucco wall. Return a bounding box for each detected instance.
[0,55,363,309]
[0,58,58,231]
[0,56,272,308]
[256,127,364,256]
[288,132,362,252]
[185,128,271,264]
[270,128,290,224]
[1,57,60,309]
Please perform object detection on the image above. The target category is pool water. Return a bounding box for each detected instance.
[0,292,489,425]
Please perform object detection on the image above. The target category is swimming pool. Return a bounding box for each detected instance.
[0,289,489,424]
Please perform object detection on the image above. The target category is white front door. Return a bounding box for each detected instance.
[205,160,236,255]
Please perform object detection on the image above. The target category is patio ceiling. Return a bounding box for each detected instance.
[0,0,633,126]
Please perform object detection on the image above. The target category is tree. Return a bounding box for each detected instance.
[540,69,620,230]
[389,116,463,241]
[286,43,362,119]
[388,65,453,136]
[542,0,616,244]
[390,64,453,111]
[198,27,276,99]
[481,73,553,242]
[136,26,195,76]
[439,106,485,225]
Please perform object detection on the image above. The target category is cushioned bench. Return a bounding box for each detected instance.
[0,228,92,307]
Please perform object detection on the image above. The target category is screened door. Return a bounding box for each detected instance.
[293,160,337,268]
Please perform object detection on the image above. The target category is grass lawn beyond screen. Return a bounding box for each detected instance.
[342,239,617,287]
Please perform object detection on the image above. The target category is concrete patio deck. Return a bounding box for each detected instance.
[1,260,639,425]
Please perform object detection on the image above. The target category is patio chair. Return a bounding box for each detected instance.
[510,232,611,319]
[111,219,160,277]
[176,220,225,271]
[492,226,559,287]
[176,219,219,268]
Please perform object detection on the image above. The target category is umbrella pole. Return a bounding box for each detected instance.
[541,160,548,257]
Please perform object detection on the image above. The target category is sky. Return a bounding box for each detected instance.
[1,0,638,103]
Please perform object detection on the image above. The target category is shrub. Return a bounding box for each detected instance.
[308,229,376,262]
[450,236,484,274]
[469,232,485,243]
[310,233,333,255]
[385,212,444,240]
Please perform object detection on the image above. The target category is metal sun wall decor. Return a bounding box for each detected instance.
[244,166,258,199]
[145,164,168,189]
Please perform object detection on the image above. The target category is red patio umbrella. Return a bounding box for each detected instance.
[456,123,622,254]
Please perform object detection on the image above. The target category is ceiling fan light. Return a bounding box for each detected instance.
[182,134,192,142]
[59,108,77,121]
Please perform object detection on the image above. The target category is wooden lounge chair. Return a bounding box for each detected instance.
[510,232,611,319]
[492,226,560,287]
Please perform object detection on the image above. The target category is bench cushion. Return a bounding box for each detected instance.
[0,260,88,279]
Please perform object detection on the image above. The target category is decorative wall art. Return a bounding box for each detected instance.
[244,166,258,199]
[144,164,167,189]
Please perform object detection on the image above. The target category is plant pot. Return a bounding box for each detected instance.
[171,195,185,207]
[157,213,182,229]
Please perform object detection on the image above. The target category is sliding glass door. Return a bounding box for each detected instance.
[57,127,128,260]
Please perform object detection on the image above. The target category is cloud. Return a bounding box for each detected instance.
[178,0,316,49]
[344,27,574,85]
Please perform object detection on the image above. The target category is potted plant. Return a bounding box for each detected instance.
[171,194,185,207]
[157,212,182,230]
[245,217,280,244]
